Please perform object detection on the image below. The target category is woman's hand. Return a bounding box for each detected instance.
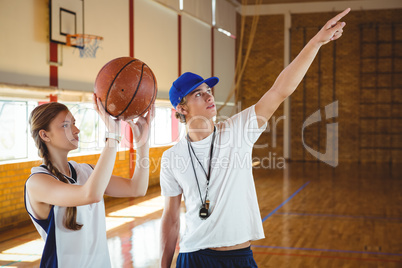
[312,8,350,47]
[126,105,155,148]
[93,94,120,134]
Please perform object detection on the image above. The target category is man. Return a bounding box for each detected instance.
[160,8,350,267]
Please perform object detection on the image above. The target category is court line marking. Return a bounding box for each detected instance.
[275,212,402,221]
[262,181,310,222]
[252,250,402,263]
[258,181,402,262]
[251,245,402,257]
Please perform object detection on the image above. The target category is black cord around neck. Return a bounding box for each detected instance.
[187,126,216,205]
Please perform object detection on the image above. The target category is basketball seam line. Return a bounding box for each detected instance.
[136,66,157,117]
[114,63,145,118]
[105,59,138,116]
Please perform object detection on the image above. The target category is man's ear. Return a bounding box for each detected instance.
[39,130,50,142]
[176,104,188,115]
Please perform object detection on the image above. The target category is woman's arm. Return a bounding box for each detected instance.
[26,96,120,210]
[104,105,154,197]
[27,138,119,209]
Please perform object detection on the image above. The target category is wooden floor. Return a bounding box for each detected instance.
[0,162,401,267]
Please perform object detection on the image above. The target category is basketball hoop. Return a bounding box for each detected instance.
[66,34,103,58]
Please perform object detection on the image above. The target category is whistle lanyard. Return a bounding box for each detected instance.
[187,126,216,206]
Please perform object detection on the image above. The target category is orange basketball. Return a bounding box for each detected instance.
[94,57,157,120]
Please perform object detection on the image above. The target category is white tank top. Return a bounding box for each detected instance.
[25,161,111,268]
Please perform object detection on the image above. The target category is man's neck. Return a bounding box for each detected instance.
[186,119,215,142]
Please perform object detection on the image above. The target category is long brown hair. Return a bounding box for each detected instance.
[29,102,82,231]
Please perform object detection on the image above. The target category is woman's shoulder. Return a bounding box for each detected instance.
[30,165,53,177]
[68,160,93,170]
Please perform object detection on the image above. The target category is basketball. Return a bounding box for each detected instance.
[94,57,157,120]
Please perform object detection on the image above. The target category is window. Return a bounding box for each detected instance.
[151,107,172,147]
[0,99,175,163]
[67,102,106,153]
[0,101,35,161]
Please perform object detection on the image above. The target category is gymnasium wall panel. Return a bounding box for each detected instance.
[181,13,212,82]
[134,0,178,100]
[0,0,49,87]
[58,0,129,92]
[216,0,237,34]
[214,28,236,119]
[183,0,212,25]
[154,0,180,12]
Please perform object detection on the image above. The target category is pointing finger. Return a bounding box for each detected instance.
[334,8,351,22]
[327,8,350,28]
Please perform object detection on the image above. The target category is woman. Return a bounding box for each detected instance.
[25,95,153,268]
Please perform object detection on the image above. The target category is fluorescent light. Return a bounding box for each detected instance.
[217,28,236,39]
[212,0,216,26]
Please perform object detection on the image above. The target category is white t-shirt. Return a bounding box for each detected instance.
[160,105,267,253]
[25,161,111,268]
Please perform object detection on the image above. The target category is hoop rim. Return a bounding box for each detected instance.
[66,34,104,47]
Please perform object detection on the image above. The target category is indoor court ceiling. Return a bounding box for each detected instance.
[235,0,352,4]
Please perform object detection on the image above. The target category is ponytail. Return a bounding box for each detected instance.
[29,102,83,231]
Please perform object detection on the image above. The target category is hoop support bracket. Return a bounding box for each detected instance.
[47,42,63,66]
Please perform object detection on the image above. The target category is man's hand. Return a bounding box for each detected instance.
[312,8,350,46]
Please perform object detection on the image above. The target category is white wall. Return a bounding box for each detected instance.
[59,0,130,91]
[181,13,212,79]
[214,0,237,118]
[0,0,236,108]
[134,0,178,100]
[0,0,130,92]
[214,28,236,119]
[0,0,49,86]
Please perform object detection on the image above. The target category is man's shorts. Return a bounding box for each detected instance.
[176,246,258,268]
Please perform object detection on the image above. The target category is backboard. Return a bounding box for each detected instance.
[50,0,84,46]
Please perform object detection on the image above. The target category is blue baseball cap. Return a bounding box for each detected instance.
[169,72,219,108]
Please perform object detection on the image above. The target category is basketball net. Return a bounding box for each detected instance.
[66,34,103,58]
